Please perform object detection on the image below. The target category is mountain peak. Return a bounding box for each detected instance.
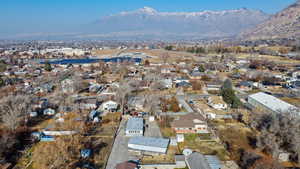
[95,7,269,40]
[138,6,157,14]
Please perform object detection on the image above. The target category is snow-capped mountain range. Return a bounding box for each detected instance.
[85,7,269,40]
[118,6,258,17]
[6,7,270,40]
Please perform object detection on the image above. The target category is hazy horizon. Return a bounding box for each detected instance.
[0,0,296,39]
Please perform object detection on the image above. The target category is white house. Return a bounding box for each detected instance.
[100,100,118,111]
[207,96,227,110]
[61,79,74,93]
[162,79,173,88]
[174,78,189,84]
[43,108,56,115]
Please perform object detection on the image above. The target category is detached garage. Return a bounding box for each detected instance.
[128,136,170,154]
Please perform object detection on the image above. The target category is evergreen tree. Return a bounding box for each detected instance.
[195,47,205,54]
[0,76,4,87]
[220,79,241,108]
[44,62,52,72]
[199,65,205,72]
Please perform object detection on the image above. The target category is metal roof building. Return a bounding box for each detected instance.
[186,152,222,169]
[128,136,170,154]
[125,118,144,137]
[248,92,299,114]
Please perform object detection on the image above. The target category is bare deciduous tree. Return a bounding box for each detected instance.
[250,109,300,164]
[144,95,160,115]
[32,135,83,169]
[71,74,88,92]
[0,95,32,131]
[115,80,132,114]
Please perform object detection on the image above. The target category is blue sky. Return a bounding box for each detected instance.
[0,0,296,36]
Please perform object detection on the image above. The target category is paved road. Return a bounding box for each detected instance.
[176,96,194,113]
[105,119,137,169]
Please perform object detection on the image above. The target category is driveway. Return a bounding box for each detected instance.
[105,118,137,169]
[105,117,163,169]
[144,118,162,138]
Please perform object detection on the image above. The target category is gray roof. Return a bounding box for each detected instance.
[126,118,144,131]
[248,92,299,113]
[128,136,169,148]
[205,155,222,169]
[186,152,223,169]
[186,152,211,169]
[128,96,145,106]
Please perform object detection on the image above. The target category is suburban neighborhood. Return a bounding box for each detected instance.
[1,0,300,169]
[0,40,300,169]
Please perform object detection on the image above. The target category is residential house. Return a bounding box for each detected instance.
[32,98,49,109]
[206,82,222,91]
[43,108,55,116]
[89,83,103,93]
[89,110,101,122]
[195,101,230,119]
[161,67,172,74]
[128,96,145,111]
[171,113,209,134]
[189,70,205,80]
[162,78,173,88]
[176,81,192,89]
[174,78,189,84]
[79,99,98,110]
[99,100,118,112]
[237,81,253,91]
[80,149,92,158]
[61,79,74,93]
[125,117,144,137]
[207,96,227,110]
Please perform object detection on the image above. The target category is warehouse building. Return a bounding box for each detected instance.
[125,118,144,137]
[248,92,299,114]
[128,136,170,154]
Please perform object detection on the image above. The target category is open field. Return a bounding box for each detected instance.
[281,97,300,107]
